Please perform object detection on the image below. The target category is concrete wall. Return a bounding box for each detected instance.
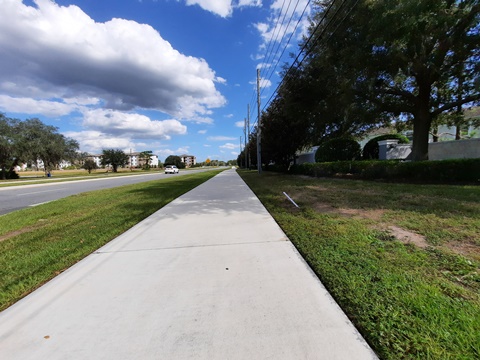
[297,152,316,164]
[296,146,319,165]
[429,138,480,160]
[378,140,412,160]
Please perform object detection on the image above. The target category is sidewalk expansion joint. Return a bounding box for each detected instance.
[94,238,289,254]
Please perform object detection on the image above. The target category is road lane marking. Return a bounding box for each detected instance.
[17,189,66,196]
[29,201,53,207]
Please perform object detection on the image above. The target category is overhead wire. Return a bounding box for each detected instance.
[248,0,313,132]
[260,0,289,78]
[260,0,312,98]
[249,0,286,116]
[259,0,343,112]
[259,0,294,86]
[257,0,356,126]
[247,0,291,127]
[260,0,305,98]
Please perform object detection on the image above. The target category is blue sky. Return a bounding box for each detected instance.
[0,0,312,162]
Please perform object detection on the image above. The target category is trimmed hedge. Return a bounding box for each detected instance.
[288,159,480,184]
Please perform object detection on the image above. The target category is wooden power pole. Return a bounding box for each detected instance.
[256,68,262,174]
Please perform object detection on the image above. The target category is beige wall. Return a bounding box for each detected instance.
[429,138,480,160]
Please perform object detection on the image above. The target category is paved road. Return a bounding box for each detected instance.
[0,169,378,359]
[0,169,215,215]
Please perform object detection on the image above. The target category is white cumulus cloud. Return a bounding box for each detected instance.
[185,0,233,17]
[63,130,135,154]
[0,95,77,117]
[220,143,238,150]
[207,136,236,141]
[0,0,226,120]
[82,109,187,139]
[182,0,261,17]
[237,0,262,7]
[157,147,191,160]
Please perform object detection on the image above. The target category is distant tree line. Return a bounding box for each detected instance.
[163,156,237,169]
[239,0,479,167]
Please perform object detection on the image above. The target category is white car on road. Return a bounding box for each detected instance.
[164,165,179,174]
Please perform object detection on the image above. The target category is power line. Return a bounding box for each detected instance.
[248,0,313,133]
[260,0,289,77]
[259,0,356,119]
[260,0,307,97]
[261,0,312,96]
[248,0,290,122]
[260,0,294,84]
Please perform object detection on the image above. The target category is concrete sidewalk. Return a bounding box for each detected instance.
[0,169,378,359]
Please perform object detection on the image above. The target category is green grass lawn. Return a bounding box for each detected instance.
[0,170,223,311]
[238,170,479,360]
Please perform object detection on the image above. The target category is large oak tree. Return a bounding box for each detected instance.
[0,115,79,178]
[101,149,129,172]
[307,0,480,160]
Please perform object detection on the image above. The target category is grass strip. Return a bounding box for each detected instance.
[0,170,223,311]
[238,170,480,360]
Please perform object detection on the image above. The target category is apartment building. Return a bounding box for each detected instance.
[180,154,196,168]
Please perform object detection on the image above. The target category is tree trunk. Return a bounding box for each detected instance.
[456,69,463,140]
[411,77,433,161]
[455,123,462,140]
[8,158,19,178]
[431,126,439,143]
[411,107,432,161]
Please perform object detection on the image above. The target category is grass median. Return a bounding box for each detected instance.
[238,170,479,360]
[0,169,223,311]
[0,169,162,187]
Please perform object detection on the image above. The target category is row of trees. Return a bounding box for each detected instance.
[1,114,238,179]
[239,0,480,166]
[198,158,236,167]
[1,115,80,179]
[0,115,161,178]
[82,149,157,173]
[163,156,237,169]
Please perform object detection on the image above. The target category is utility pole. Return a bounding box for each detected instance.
[244,118,247,169]
[129,148,132,171]
[240,136,243,168]
[247,104,251,169]
[256,68,262,174]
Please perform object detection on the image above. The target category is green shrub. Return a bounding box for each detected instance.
[287,159,480,184]
[362,134,410,160]
[315,138,361,162]
[0,170,20,179]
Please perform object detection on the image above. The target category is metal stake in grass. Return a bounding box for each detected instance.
[283,192,299,208]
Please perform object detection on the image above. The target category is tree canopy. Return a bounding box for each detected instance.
[82,159,98,174]
[0,115,79,179]
[101,149,129,172]
[254,0,480,163]
[164,155,185,169]
[139,150,153,169]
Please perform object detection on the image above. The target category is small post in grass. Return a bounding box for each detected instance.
[283,192,299,208]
